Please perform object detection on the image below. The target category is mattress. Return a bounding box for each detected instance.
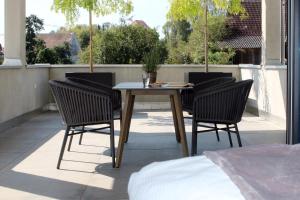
[128,155,245,200]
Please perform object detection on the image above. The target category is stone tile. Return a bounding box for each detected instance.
[0,152,23,171]
[125,134,182,150]
[0,138,37,153]
[0,126,59,140]
[119,149,183,167]
[0,170,84,200]
[0,111,286,199]
[82,172,131,200]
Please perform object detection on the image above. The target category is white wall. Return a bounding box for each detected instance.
[49,64,241,103]
[49,64,241,83]
[0,64,286,126]
[240,65,286,125]
[0,66,49,123]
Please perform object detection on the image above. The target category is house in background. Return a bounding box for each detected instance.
[131,20,149,29]
[219,0,262,65]
[38,32,81,63]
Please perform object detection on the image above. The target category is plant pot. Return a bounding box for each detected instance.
[148,72,157,84]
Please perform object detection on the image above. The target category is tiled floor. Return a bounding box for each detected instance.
[0,111,285,199]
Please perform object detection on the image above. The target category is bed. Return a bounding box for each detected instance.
[128,144,300,200]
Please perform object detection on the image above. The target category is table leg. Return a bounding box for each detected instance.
[173,91,189,156]
[170,95,181,143]
[116,90,133,168]
[124,95,135,143]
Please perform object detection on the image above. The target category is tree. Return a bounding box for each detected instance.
[163,20,193,64]
[36,48,58,64]
[164,15,233,64]
[53,0,133,72]
[163,20,192,43]
[187,15,233,63]
[53,42,73,64]
[79,25,167,64]
[26,15,46,64]
[60,25,91,49]
[26,15,73,65]
[35,42,73,64]
[166,40,192,64]
[168,0,245,72]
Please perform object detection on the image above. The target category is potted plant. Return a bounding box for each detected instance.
[143,48,161,84]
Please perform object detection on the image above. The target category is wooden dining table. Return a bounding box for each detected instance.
[113,82,190,168]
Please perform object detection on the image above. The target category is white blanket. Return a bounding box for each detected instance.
[128,156,245,200]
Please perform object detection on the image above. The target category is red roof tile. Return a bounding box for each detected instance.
[131,20,149,29]
[221,0,262,49]
[37,33,73,48]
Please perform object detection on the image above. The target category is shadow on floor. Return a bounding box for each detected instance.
[0,111,286,199]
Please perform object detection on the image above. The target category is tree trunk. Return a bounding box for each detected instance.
[89,10,94,73]
[204,4,208,72]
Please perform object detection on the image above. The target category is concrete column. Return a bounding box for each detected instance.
[261,0,282,66]
[3,0,26,66]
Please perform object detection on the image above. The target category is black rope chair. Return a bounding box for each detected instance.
[188,72,232,85]
[181,77,236,142]
[49,80,116,169]
[181,77,236,114]
[66,77,122,118]
[65,77,122,147]
[191,79,253,155]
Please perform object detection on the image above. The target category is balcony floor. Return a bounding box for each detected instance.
[0,111,285,199]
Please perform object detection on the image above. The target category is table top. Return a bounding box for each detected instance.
[114,82,193,90]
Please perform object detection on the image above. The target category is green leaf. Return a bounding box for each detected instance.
[168,0,245,21]
[52,0,133,25]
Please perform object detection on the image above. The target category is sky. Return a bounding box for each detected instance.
[0,0,170,45]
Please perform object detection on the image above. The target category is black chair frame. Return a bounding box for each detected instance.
[65,77,122,147]
[49,80,116,169]
[181,77,236,142]
[182,77,236,115]
[191,80,253,155]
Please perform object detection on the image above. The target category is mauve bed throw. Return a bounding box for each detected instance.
[204,144,300,200]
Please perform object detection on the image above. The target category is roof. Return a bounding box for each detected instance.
[37,33,74,48]
[131,20,149,29]
[219,36,262,48]
[220,0,262,49]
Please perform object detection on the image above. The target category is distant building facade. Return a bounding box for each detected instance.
[219,0,262,64]
[131,20,149,29]
[38,32,81,63]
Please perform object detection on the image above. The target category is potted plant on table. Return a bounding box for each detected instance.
[143,48,161,84]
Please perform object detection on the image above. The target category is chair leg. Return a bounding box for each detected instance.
[214,123,220,142]
[67,130,74,151]
[119,110,122,128]
[57,126,70,169]
[110,121,116,168]
[79,126,84,145]
[191,120,198,156]
[124,95,135,143]
[226,124,233,147]
[235,124,242,147]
